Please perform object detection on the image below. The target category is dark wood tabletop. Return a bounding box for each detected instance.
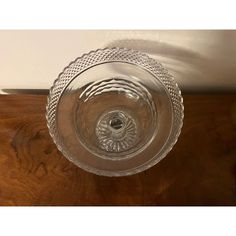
[0,94,236,206]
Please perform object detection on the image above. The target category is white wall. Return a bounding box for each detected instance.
[1,30,236,92]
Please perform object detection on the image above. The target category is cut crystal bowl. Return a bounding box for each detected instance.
[46,48,184,176]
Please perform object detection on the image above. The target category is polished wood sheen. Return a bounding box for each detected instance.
[0,94,236,206]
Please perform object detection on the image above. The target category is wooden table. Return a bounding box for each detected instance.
[0,94,236,205]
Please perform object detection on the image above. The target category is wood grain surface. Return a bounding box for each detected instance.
[0,94,236,206]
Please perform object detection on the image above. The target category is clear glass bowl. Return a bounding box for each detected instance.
[46,48,184,176]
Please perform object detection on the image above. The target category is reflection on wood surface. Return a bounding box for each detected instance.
[0,94,236,205]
